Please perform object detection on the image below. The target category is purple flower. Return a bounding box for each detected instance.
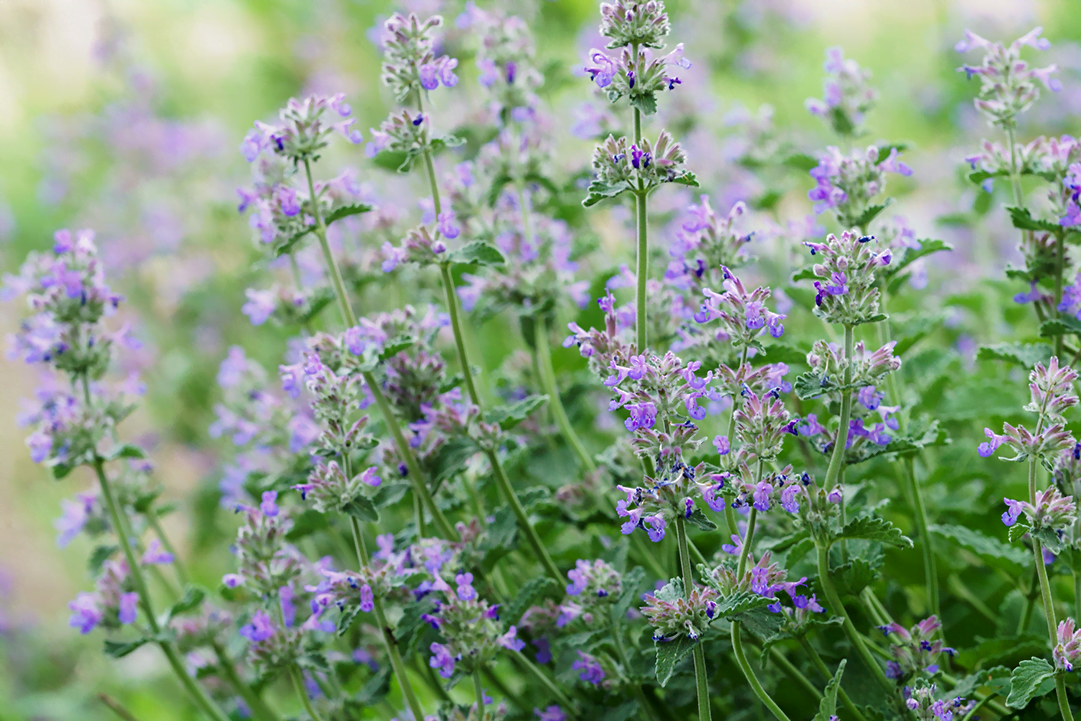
[533,636,552,664]
[455,572,476,601]
[240,610,275,643]
[280,585,296,627]
[260,491,279,517]
[644,514,666,542]
[1002,498,1024,527]
[141,540,175,566]
[713,435,731,455]
[68,592,102,634]
[118,592,139,625]
[572,651,605,684]
[498,625,526,651]
[360,584,375,613]
[535,706,566,721]
[223,574,244,588]
[430,642,457,678]
[242,288,276,326]
[624,402,657,432]
[586,50,616,88]
[978,427,1006,457]
[437,211,460,239]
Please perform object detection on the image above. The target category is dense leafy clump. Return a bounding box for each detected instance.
[6,4,1081,721]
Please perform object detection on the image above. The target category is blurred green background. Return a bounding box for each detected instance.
[1,0,1080,718]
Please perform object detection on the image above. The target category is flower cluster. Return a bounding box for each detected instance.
[1001,487,1076,543]
[805,47,878,137]
[904,684,974,721]
[807,146,912,229]
[1055,618,1081,672]
[68,559,139,634]
[665,197,753,295]
[377,13,458,102]
[458,6,542,119]
[980,358,1078,464]
[692,266,786,346]
[590,131,691,190]
[240,94,362,164]
[878,616,956,680]
[423,572,525,679]
[641,578,717,642]
[956,27,1060,128]
[557,559,622,627]
[803,231,893,326]
[708,550,808,613]
[223,495,305,597]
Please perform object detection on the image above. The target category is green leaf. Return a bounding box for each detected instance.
[104,637,152,658]
[613,566,647,623]
[851,201,892,229]
[791,267,817,283]
[685,507,718,532]
[49,459,77,479]
[505,576,560,624]
[356,333,417,372]
[812,659,846,721]
[445,240,506,267]
[655,577,684,602]
[716,591,774,619]
[793,371,862,401]
[598,701,639,721]
[273,228,313,257]
[630,93,658,116]
[754,342,810,366]
[394,596,438,653]
[734,604,785,641]
[372,482,410,509]
[164,585,207,623]
[582,178,633,207]
[1005,657,1055,709]
[104,443,147,461]
[351,667,391,706]
[761,615,844,654]
[883,240,952,293]
[931,524,1029,570]
[950,666,1012,699]
[485,395,548,430]
[341,495,379,523]
[835,516,913,548]
[669,170,699,188]
[655,635,697,687]
[784,153,819,172]
[1007,206,1063,234]
[1039,315,1081,338]
[336,604,362,636]
[284,509,330,541]
[324,203,373,225]
[88,545,117,573]
[832,557,882,597]
[977,342,1053,369]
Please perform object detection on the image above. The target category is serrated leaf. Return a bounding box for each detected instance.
[613,566,647,622]
[794,371,862,401]
[832,557,882,597]
[761,615,845,654]
[630,93,658,116]
[1039,315,1081,338]
[356,333,417,372]
[931,524,1029,569]
[754,342,810,366]
[336,604,362,636]
[582,178,633,207]
[1005,657,1055,709]
[950,666,1012,699]
[717,591,774,619]
[655,577,684,602]
[685,507,718,531]
[977,342,1052,369]
[835,516,912,548]
[485,395,547,430]
[784,153,819,172]
[324,203,373,225]
[791,267,818,283]
[655,635,697,687]
[273,228,313,258]
[104,637,152,658]
[430,436,479,488]
[734,605,785,641]
[341,495,379,523]
[164,585,206,623]
[1007,206,1062,234]
[372,482,410,509]
[813,659,846,721]
[285,509,330,541]
[445,240,506,267]
[506,576,560,624]
[669,171,699,188]
[851,200,892,230]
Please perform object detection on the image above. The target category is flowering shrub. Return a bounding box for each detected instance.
[8,4,1081,721]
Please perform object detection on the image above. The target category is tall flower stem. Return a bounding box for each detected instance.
[799,637,869,721]
[814,538,898,702]
[876,317,938,618]
[300,158,458,543]
[823,324,855,489]
[212,641,281,721]
[673,515,713,721]
[511,649,578,716]
[534,317,595,471]
[1028,451,1075,721]
[350,515,428,721]
[91,458,232,721]
[473,669,486,720]
[289,665,325,721]
[635,189,649,354]
[419,145,560,582]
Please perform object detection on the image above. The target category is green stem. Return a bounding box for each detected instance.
[145,510,190,587]
[732,624,791,721]
[822,325,854,490]
[212,641,281,721]
[814,540,897,700]
[439,262,480,406]
[487,447,561,581]
[1018,567,1038,635]
[289,665,325,721]
[303,158,355,329]
[473,669,486,720]
[1054,231,1066,357]
[674,515,713,721]
[92,458,231,721]
[511,650,578,716]
[1029,455,1075,721]
[98,694,142,721]
[534,317,594,471]
[349,516,427,721]
[767,648,821,702]
[799,638,869,721]
[635,189,649,354]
